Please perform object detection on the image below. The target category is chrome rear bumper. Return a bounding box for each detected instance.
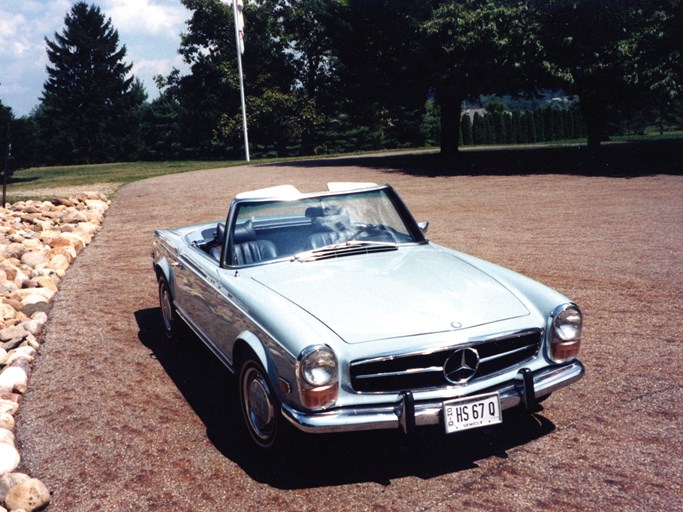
[281,360,585,434]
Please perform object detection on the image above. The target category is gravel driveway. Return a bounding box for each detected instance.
[17,156,683,511]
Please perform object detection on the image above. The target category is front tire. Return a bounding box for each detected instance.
[158,276,179,340]
[239,357,282,449]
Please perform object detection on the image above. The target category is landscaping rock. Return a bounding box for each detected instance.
[0,326,26,344]
[0,444,19,474]
[19,296,50,318]
[48,253,70,272]
[0,428,14,446]
[4,478,50,512]
[0,399,17,416]
[0,473,29,502]
[0,413,14,430]
[5,347,36,367]
[0,338,24,352]
[0,367,28,394]
[0,305,14,323]
[0,193,110,511]
[19,252,48,270]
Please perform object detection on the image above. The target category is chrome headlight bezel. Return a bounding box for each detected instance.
[296,345,339,410]
[548,304,583,363]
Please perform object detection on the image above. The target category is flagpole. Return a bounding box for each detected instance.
[231,0,250,162]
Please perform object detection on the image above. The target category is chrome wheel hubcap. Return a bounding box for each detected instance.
[243,367,275,442]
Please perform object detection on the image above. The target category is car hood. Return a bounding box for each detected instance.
[251,247,530,344]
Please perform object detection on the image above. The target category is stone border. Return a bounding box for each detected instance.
[0,193,110,512]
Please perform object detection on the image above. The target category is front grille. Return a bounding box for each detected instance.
[349,329,542,393]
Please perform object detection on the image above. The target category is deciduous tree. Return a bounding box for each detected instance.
[422,1,545,155]
[621,0,682,134]
[162,0,298,158]
[537,0,639,148]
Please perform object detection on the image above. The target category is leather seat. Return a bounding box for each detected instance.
[231,220,278,265]
[307,230,345,249]
[209,223,226,261]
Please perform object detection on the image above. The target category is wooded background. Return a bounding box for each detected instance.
[1,0,681,167]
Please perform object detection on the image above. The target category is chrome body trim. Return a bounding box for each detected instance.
[281,360,585,434]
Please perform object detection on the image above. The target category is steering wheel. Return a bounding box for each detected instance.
[351,223,397,243]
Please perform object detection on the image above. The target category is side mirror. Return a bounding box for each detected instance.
[418,221,429,235]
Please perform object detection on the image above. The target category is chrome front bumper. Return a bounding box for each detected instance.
[281,361,585,434]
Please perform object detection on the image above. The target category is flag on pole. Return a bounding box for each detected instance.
[235,0,245,54]
[228,0,250,161]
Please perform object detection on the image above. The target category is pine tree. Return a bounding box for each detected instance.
[38,2,144,164]
[484,114,495,144]
[504,113,514,144]
[493,112,505,144]
[525,111,536,143]
[472,112,485,145]
[534,108,545,142]
[512,111,525,143]
[460,114,473,145]
[543,107,555,141]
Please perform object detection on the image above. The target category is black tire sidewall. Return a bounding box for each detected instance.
[158,277,176,340]
[238,358,281,450]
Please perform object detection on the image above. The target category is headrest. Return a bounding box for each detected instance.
[215,223,226,242]
[305,206,324,218]
[233,219,256,243]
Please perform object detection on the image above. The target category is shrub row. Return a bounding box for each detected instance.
[461,107,587,146]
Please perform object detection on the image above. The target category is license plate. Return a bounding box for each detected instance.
[443,392,502,434]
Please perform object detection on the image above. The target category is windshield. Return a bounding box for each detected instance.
[229,188,423,265]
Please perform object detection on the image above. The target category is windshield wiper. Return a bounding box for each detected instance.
[292,240,398,262]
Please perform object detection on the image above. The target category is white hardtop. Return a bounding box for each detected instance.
[234,182,379,200]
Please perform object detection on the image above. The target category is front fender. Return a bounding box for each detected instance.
[234,330,300,406]
[236,330,270,371]
[154,256,172,282]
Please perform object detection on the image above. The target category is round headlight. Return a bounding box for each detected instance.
[300,346,337,387]
[550,304,582,363]
[553,306,582,340]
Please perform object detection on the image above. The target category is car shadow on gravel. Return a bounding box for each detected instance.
[263,139,683,178]
[136,307,556,489]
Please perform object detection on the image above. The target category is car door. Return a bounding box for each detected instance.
[175,245,244,366]
[173,246,221,339]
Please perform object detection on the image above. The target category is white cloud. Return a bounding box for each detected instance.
[0,0,189,115]
[102,0,188,38]
[134,55,185,77]
[132,54,188,97]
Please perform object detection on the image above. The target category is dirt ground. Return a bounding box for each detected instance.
[16,155,683,511]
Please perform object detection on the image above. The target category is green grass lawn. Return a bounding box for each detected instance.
[5,160,246,201]
[4,134,681,203]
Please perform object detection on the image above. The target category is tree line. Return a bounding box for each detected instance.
[1,0,681,169]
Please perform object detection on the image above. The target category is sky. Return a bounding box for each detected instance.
[0,0,193,117]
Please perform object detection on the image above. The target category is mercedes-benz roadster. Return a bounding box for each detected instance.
[152,182,584,449]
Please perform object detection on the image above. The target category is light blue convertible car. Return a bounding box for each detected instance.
[152,183,584,449]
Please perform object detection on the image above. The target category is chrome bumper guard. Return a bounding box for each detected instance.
[281,360,585,434]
